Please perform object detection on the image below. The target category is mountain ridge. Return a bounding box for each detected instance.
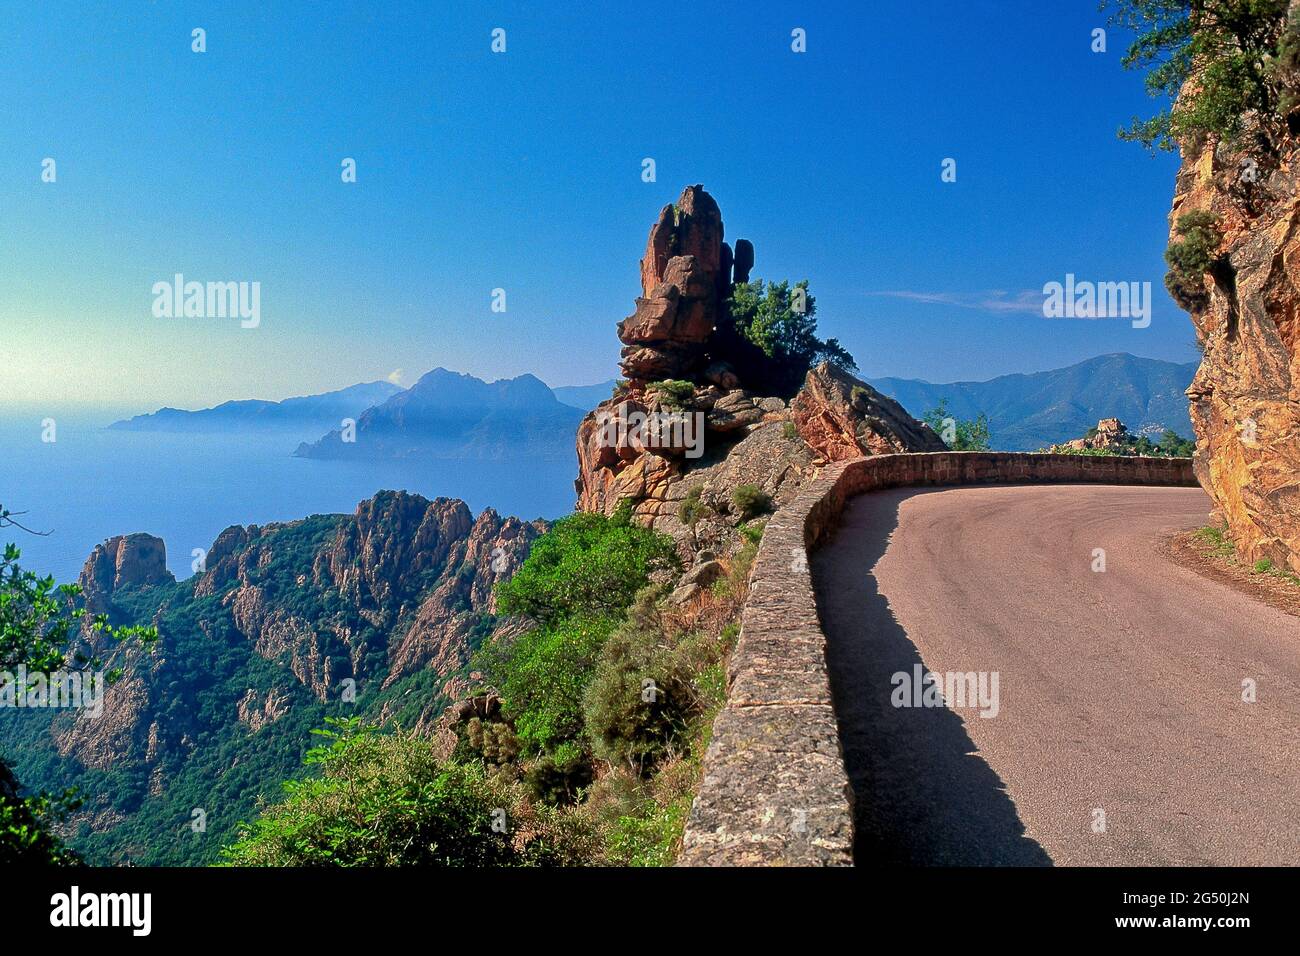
[867,353,1198,451]
[108,381,402,434]
[295,368,584,461]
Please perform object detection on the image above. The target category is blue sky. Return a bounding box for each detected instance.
[0,0,1188,409]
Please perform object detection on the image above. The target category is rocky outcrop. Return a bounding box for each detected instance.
[237,687,292,733]
[577,186,945,547]
[79,533,173,612]
[195,492,543,701]
[1169,4,1300,570]
[792,362,947,462]
[621,187,730,383]
[1049,417,1130,453]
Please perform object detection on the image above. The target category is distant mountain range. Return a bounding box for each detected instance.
[294,368,585,460]
[109,354,1197,459]
[109,381,402,434]
[867,353,1198,451]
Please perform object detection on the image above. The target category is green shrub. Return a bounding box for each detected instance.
[647,379,695,409]
[731,484,772,521]
[1165,211,1222,308]
[220,719,589,866]
[677,485,711,527]
[1105,0,1296,154]
[782,421,798,440]
[1254,558,1274,573]
[726,279,857,396]
[494,507,678,627]
[582,602,697,774]
[477,614,618,755]
[922,399,991,451]
[523,741,592,806]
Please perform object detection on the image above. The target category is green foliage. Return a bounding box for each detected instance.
[494,509,678,627]
[782,421,798,440]
[1194,523,1237,558]
[522,741,592,806]
[922,399,992,451]
[677,485,711,527]
[1165,210,1223,307]
[221,718,592,866]
[731,484,772,521]
[1157,428,1198,456]
[0,535,157,865]
[1054,427,1196,457]
[1104,0,1295,155]
[646,379,695,409]
[582,593,698,773]
[605,795,692,867]
[0,762,81,866]
[477,614,617,755]
[727,280,857,396]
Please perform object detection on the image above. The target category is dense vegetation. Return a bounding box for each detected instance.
[922,399,992,451]
[1105,0,1299,157]
[1,504,156,864]
[1056,427,1196,456]
[722,279,857,396]
[227,503,754,866]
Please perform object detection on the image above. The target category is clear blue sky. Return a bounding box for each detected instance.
[0,0,1188,409]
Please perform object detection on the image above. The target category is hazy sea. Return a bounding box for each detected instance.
[0,406,578,584]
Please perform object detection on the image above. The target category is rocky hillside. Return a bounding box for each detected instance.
[1168,3,1300,571]
[0,491,541,864]
[575,184,945,548]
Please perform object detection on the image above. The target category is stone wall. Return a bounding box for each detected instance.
[678,452,1197,866]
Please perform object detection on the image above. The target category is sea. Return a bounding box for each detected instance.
[0,406,578,584]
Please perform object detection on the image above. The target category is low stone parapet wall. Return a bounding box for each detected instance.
[678,452,1197,866]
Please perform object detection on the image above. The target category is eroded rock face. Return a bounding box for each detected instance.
[80,533,173,612]
[1170,107,1300,569]
[55,491,544,782]
[622,186,732,383]
[791,362,947,462]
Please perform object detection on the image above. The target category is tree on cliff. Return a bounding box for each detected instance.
[726,279,857,397]
[1105,0,1298,156]
[0,506,156,864]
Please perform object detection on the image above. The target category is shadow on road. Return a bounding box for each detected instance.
[812,487,1052,866]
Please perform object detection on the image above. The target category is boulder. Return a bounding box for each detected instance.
[792,362,948,462]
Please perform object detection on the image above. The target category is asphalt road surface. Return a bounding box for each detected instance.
[812,484,1300,866]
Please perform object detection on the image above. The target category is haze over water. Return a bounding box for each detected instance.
[0,406,577,583]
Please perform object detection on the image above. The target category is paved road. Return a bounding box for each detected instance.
[812,484,1300,866]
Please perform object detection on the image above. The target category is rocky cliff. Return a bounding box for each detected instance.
[1170,8,1300,570]
[7,491,542,864]
[576,185,945,547]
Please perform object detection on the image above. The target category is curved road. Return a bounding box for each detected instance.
[812,484,1300,866]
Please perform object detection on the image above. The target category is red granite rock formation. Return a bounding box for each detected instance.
[1166,6,1300,571]
[579,187,947,545]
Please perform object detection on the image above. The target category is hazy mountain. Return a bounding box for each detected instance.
[295,368,584,460]
[867,353,1199,451]
[553,380,619,411]
[109,381,402,434]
